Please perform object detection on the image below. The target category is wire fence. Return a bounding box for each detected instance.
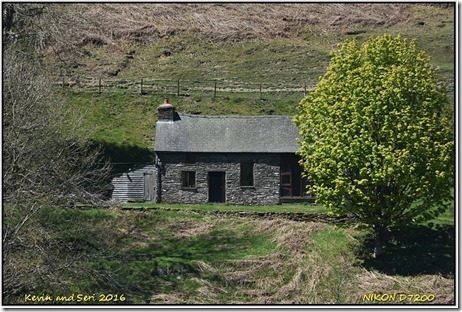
[58,76,314,102]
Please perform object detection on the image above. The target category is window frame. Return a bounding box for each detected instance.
[181,171,196,189]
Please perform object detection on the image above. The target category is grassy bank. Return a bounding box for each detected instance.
[122,202,325,214]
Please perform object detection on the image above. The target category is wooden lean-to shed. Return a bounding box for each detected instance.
[111,165,156,202]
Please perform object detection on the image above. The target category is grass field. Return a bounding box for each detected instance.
[3,202,454,305]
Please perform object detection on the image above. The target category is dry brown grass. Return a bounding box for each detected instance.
[151,216,454,305]
[355,270,455,304]
[150,293,186,304]
[181,218,332,304]
[171,219,217,239]
[92,210,453,305]
[75,3,412,43]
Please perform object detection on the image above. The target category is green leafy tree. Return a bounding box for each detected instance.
[294,34,454,256]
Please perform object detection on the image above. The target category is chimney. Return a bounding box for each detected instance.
[157,98,175,121]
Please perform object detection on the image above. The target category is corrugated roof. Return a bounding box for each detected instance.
[155,114,300,153]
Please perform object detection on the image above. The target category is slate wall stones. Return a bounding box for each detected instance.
[157,152,280,205]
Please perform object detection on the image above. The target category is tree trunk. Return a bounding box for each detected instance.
[3,4,15,33]
[373,225,385,258]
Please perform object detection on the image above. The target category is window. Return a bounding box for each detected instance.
[240,162,254,187]
[280,172,292,197]
[181,171,196,189]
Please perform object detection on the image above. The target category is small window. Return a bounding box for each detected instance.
[185,153,196,164]
[181,171,196,189]
[240,162,254,187]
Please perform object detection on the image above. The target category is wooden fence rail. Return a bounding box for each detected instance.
[58,76,313,101]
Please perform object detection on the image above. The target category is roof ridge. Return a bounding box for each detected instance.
[179,113,294,119]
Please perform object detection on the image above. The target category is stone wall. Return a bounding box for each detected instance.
[123,206,354,224]
[157,152,281,205]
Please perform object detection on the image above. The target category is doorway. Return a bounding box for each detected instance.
[208,172,225,203]
[280,154,310,198]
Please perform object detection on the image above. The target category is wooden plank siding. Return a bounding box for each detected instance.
[111,165,156,202]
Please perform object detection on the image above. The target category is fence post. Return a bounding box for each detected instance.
[259,84,263,100]
[140,78,144,95]
[62,76,65,89]
[177,80,180,96]
[98,77,102,94]
[213,80,217,99]
[304,83,307,97]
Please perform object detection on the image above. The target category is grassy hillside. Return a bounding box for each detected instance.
[55,3,454,165]
[68,4,454,83]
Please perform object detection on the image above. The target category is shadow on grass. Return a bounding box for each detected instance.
[90,140,155,176]
[120,229,264,264]
[96,225,271,302]
[358,224,455,277]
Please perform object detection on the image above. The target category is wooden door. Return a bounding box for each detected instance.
[143,171,154,202]
[208,172,225,203]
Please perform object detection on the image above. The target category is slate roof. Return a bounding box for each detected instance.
[155,113,301,153]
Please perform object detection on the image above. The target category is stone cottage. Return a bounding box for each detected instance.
[112,99,312,204]
[152,99,312,205]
